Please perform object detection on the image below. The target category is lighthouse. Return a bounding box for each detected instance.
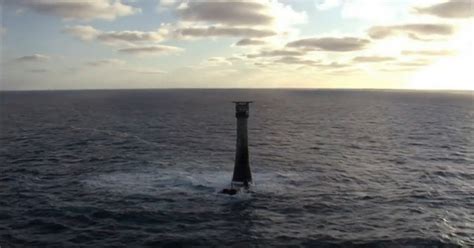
[222,101,252,195]
[232,101,252,187]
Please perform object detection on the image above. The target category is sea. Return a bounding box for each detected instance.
[0,89,473,247]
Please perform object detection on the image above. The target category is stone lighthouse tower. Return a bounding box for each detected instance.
[231,101,252,188]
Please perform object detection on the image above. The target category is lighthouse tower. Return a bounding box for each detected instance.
[231,101,252,188]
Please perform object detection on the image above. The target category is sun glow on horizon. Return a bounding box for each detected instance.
[408,23,474,91]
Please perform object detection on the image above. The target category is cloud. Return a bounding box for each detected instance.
[379,67,416,72]
[177,1,274,26]
[63,25,100,41]
[247,49,305,58]
[176,26,276,38]
[28,69,49,73]
[206,57,233,66]
[227,55,245,62]
[97,30,167,45]
[63,25,182,56]
[401,50,457,56]
[65,25,276,44]
[287,37,370,51]
[122,69,166,74]
[63,25,168,46]
[117,45,183,55]
[274,56,319,66]
[159,0,177,8]
[85,59,126,66]
[254,62,270,67]
[319,62,349,69]
[353,56,396,62]
[415,0,474,19]
[1,27,6,36]
[5,0,140,21]
[167,0,306,42]
[393,60,433,68]
[235,38,266,46]
[368,24,454,40]
[14,54,51,63]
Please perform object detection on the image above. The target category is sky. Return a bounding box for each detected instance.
[0,0,473,90]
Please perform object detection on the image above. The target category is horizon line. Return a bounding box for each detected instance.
[1,87,473,93]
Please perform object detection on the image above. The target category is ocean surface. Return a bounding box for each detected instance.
[0,89,473,247]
